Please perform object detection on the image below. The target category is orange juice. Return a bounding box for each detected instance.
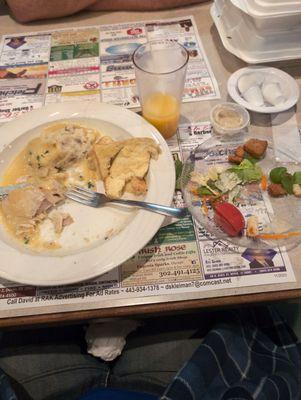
[142,92,180,139]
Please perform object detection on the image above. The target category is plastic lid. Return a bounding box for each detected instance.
[211,2,301,64]
[231,0,301,17]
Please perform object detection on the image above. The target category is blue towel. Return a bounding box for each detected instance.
[0,372,18,400]
[161,306,301,400]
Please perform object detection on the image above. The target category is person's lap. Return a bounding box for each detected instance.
[0,313,209,400]
[0,326,109,400]
[109,314,208,395]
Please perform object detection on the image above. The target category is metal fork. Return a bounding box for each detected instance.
[66,186,188,219]
[0,183,29,199]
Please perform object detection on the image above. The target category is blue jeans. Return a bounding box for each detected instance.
[0,313,207,400]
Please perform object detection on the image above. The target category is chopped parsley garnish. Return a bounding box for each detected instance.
[44,150,49,154]
[23,237,30,245]
[87,181,94,189]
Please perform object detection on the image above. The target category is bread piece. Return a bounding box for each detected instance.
[268,183,286,197]
[125,177,147,195]
[246,216,259,238]
[122,137,161,160]
[105,138,159,198]
[96,136,114,145]
[228,155,243,164]
[235,146,245,158]
[104,176,126,199]
[93,137,123,180]
[243,139,268,158]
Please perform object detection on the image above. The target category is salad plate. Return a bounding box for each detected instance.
[181,133,301,250]
[0,102,175,286]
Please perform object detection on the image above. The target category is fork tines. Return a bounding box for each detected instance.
[66,186,98,207]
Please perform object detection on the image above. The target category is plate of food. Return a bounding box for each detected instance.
[182,133,301,250]
[227,66,300,114]
[0,102,175,285]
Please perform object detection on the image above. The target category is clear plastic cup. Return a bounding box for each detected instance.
[133,40,189,139]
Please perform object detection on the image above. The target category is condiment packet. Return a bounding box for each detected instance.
[272,109,301,163]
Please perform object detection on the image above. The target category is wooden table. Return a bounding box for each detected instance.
[0,1,301,328]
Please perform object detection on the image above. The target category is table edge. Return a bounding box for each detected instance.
[1,287,301,328]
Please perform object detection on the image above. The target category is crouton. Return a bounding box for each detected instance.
[246,216,259,238]
[293,184,301,197]
[228,155,243,164]
[125,177,147,195]
[268,183,286,197]
[235,146,245,158]
[243,139,268,158]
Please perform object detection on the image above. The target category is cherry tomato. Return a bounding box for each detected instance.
[214,202,245,237]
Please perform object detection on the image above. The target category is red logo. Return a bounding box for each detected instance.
[127,28,142,35]
[84,81,99,90]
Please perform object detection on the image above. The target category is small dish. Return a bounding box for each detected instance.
[210,102,250,136]
[228,66,300,114]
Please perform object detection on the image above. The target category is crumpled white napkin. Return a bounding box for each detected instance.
[85,319,140,361]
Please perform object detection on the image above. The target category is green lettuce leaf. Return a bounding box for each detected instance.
[197,186,214,196]
[175,159,183,190]
[227,159,262,183]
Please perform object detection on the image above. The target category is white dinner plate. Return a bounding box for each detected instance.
[0,102,175,286]
[227,66,300,114]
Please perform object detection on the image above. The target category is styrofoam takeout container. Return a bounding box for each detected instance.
[231,0,301,17]
[211,0,301,64]
[231,0,301,32]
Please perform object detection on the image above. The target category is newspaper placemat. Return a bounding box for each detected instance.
[0,16,220,122]
[0,121,295,317]
[0,17,296,317]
